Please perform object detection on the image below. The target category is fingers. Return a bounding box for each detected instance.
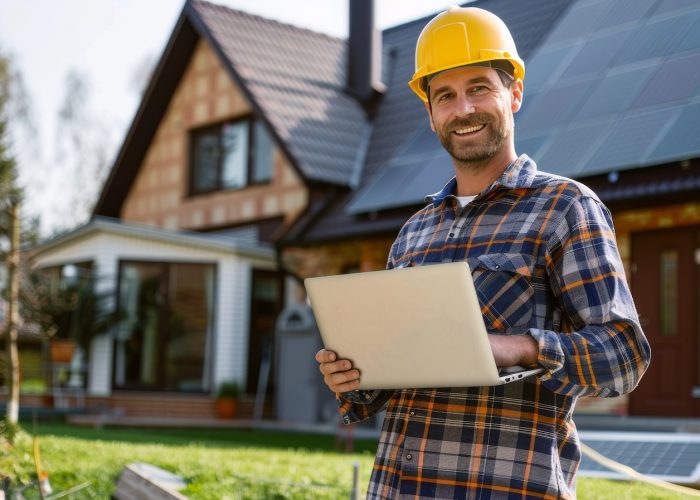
[315,349,360,392]
[324,368,361,393]
[315,348,336,363]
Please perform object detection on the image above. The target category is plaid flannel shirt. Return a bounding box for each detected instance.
[339,155,651,499]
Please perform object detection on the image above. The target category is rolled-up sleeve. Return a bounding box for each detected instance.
[338,390,394,424]
[529,196,651,397]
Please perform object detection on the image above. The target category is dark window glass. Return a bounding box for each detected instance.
[190,118,274,195]
[192,130,220,193]
[253,121,274,183]
[115,261,216,392]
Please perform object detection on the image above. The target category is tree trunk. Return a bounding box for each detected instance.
[4,201,20,424]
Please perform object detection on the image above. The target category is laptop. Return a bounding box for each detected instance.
[304,262,543,390]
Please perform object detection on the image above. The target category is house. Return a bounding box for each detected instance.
[21,0,700,420]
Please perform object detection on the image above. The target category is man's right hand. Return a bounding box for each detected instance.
[315,349,361,393]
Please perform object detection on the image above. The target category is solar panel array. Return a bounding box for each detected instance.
[515,0,700,178]
[347,0,700,215]
[579,431,700,484]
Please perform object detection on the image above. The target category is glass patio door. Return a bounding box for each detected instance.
[114,261,215,392]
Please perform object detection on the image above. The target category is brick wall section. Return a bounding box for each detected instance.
[120,39,308,232]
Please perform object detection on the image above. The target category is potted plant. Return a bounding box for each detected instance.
[21,270,124,359]
[216,381,241,419]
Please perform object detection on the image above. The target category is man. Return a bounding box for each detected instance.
[316,6,650,499]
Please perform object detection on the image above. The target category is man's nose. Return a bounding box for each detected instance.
[454,95,476,116]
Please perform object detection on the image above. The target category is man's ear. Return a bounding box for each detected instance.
[511,79,523,113]
[425,101,436,132]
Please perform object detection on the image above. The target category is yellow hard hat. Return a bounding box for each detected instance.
[409,6,525,102]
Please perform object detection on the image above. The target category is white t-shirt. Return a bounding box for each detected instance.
[456,195,476,208]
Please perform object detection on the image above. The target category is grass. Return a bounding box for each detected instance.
[1,420,694,499]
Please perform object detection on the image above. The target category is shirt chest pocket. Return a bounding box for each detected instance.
[472,253,535,332]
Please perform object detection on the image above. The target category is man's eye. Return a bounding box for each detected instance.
[437,93,452,102]
[470,86,489,95]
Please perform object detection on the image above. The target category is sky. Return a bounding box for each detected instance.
[0,0,453,236]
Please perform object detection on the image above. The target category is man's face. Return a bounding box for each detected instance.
[426,66,522,165]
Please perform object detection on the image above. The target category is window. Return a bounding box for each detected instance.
[115,261,216,392]
[190,117,274,195]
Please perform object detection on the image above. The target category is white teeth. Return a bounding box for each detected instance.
[454,124,485,135]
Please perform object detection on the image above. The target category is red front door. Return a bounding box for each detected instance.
[628,226,700,416]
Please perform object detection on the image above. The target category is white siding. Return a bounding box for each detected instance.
[89,335,113,395]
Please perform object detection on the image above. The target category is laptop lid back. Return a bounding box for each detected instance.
[305,262,503,389]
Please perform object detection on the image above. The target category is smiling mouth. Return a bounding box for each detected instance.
[453,124,486,135]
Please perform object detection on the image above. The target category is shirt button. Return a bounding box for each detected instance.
[409,410,415,416]
[449,233,454,238]
[406,454,412,460]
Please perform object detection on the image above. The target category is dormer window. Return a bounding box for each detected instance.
[189,117,274,195]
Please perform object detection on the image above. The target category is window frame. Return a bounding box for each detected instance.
[188,115,273,196]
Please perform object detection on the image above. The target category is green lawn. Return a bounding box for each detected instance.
[1,421,692,499]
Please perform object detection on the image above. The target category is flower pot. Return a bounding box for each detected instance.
[216,398,238,419]
[49,339,76,363]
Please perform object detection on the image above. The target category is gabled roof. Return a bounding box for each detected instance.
[94,0,368,218]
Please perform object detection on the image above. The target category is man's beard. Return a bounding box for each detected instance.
[436,112,511,167]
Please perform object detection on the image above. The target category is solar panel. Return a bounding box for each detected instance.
[579,431,700,484]
[515,135,549,161]
[536,121,613,177]
[653,0,700,16]
[546,0,610,44]
[399,156,455,206]
[398,124,443,161]
[560,30,631,80]
[524,46,572,90]
[612,14,695,65]
[594,0,657,31]
[587,107,678,173]
[574,66,655,121]
[346,166,409,214]
[648,102,700,163]
[518,80,592,130]
[632,52,700,109]
[346,155,453,214]
[676,13,700,53]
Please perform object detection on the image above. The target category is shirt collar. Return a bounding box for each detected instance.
[424,154,538,207]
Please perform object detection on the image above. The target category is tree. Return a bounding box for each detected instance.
[0,51,24,427]
[54,70,115,230]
